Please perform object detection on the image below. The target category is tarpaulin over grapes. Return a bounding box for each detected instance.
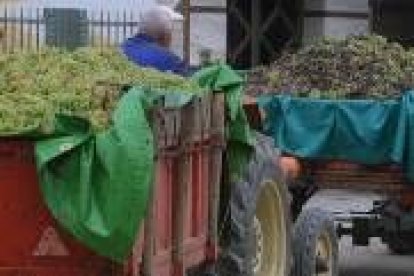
[31,63,254,263]
[35,87,157,262]
[260,91,414,182]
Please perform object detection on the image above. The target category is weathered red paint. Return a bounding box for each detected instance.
[0,139,119,275]
[0,94,224,275]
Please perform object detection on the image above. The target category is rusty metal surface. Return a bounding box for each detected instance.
[305,160,409,195]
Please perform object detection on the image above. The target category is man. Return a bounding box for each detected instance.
[121,5,188,76]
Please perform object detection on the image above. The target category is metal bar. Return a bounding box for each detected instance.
[260,1,281,36]
[228,3,251,35]
[129,11,133,36]
[107,11,110,47]
[368,3,374,33]
[296,0,305,47]
[10,8,15,51]
[276,9,297,46]
[0,17,139,26]
[27,8,32,50]
[100,10,104,50]
[90,11,95,47]
[56,8,62,48]
[3,7,8,52]
[183,0,190,64]
[369,0,380,33]
[227,1,252,62]
[0,16,140,25]
[0,17,45,24]
[19,7,23,50]
[123,10,127,40]
[36,8,40,51]
[115,11,120,45]
[189,6,226,14]
[229,35,251,64]
[368,0,414,10]
[304,10,370,19]
[135,11,139,35]
[251,1,260,66]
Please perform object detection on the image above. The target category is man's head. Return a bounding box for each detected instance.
[141,5,184,48]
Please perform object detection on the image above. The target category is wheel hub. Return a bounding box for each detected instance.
[315,233,333,276]
[253,216,264,274]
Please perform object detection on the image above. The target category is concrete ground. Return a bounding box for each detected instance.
[339,237,414,276]
[304,190,414,276]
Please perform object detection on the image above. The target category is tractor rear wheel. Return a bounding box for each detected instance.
[219,134,292,276]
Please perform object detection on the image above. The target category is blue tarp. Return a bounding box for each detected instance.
[260,91,414,182]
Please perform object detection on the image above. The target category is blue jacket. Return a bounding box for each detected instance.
[121,34,188,76]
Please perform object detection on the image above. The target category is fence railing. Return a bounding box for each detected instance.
[0,7,153,52]
[0,5,226,62]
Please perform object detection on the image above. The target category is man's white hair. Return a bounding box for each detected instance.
[141,5,184,33]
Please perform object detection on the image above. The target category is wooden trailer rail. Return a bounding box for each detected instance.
[132,92,226,276]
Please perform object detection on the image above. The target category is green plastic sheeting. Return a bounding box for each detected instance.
[193,63,254,181]
[259,91,414,182]
[32,64,253,263]
[35,87,195,263]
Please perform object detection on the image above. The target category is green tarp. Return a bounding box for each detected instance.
[33,64,253,263]
[259,91,414,181]
[36,88,155,262]
[35,87,195,262]
[193,63,254,182]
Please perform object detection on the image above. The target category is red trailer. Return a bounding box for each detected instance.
[0,93,292,276]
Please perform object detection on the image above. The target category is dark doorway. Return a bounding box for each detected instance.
[370,0,414,47]
[227,0,303,69]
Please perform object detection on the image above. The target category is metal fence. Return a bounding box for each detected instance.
[0,5,227,63]
[0,7,148,52]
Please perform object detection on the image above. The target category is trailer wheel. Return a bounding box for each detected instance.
[220,134,291,276]
[386,236,414,255]
[292,208,338,276]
